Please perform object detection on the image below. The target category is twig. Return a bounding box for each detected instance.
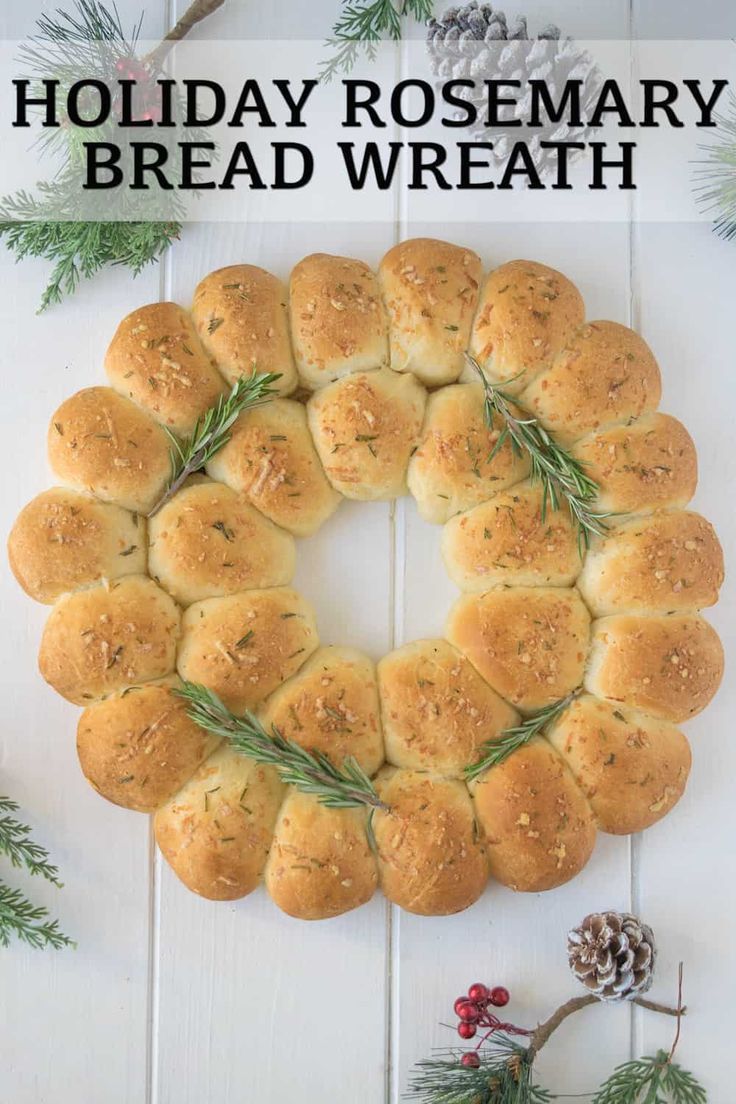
[146,0,228,69]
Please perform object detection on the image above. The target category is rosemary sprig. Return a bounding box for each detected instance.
[320,0,434,81]
[465,692,578,782]
[0,797,73,950]
[0,797,62,886]
[176,682,387,844]
[149,371,281,516]
[466,353,612,551]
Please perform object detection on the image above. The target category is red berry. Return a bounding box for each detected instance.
[453,996,469,1016]
[489,986,510,1007]
[456,1000,480,1023]
[468,983,489,1003]
[461,1052,481,1068]
[457,1022,476,1040]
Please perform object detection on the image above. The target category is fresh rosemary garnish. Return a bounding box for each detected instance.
[466,353,611,550]
[0,797,73,950]
[176,683,387,845]
[465,692,579,781]
[149,371,281,516]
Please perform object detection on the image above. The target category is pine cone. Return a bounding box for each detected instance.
[567,911,656,1001]
[426,1,602,177]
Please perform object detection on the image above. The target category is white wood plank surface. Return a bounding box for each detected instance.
[0,2,733,1101]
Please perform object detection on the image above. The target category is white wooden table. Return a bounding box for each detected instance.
[1,2,733,1100]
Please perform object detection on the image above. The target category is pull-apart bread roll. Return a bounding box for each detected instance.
[520,321,662,446]
[469,738,596,892]
[585,613,724,723]
[77,675,221,813]
[577,511,724,617]
[442,482,580,592]
[104,302,225,435]
[373,768,488,915]
[191,264,297,395]
[546,695,691,835]
[39,575,180,704]
[377,639,517,776]
[380,238,482,386]
[205,398,341,536]
[260,646,384,776]
[265,793,378,919]
[572,413,697,515]
[468,260,585,393]
[307,369,426,500]
[155,744,284,901]
[177,587,318,713]
[289,253,388,389]
[148,480,295,606]
[447,587,590,712]
[407,383,531,524]
[8,487,146,604]
[48,387,171,515]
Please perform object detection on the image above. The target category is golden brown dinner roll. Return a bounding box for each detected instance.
[577,511,724,617]
[441,482,580,592]
[177,587,318,713]
[191,264,297,394]
[520,321,662,446]
[205,398,341,536]
[265,792,377,919]
[585,613,724,723]
[546,694,691,835]
[469,737,596,892]
[468,260,585,392]
[307,368,426,500]
[148,479,295,606]
[572,413,698,515]
[104,301,225,435]
[380,238,482,386]
[8,487,146,604]
[407,383,531,524]
[38,575,180,705]
[289,253,388,389]
[373,768,488,915]
[377,639,517,776]
[48,387,171,515]
[446,587,590,712]
[260,646,384,775]
[155,743,284,901]
[76,675,221,813]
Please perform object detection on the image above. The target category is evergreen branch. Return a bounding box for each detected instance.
[466,354,612,551]
[693,89,736,242]
[407,1040,552,1104]
[320,0,434,80]
[0,797,63,886]
[0,880,74,951]
[465,692,578,782]
[591,1052,706,1104]
[176,683,388,829]
[148,371,281,516]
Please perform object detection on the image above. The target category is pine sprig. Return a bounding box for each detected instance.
[466,354,612,551]
[407,1040,552,1104]
[465,692,578,781]
[148,371,282,516]
[693,89,736,242]
[0,881,75,950]
[0,797,63,886]
[176,682,387,844]
[321,0,434,81]
[591,1052,706,1104]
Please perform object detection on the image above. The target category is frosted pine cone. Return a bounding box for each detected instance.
[567,911,656,1001]
[426,1,602,176]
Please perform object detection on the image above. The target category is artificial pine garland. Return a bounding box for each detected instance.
[0,0,226,311]
[321,0,435,81]
[694,90,736,242]
[0,797,73,950]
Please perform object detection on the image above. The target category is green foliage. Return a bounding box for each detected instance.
[694,91,736,241]
[591,1052,707,1104]
[464,693,578,781]
[406,1039,552,1104]
[149,371,282,516]
[0,798,73,950]
[321,0,435,81]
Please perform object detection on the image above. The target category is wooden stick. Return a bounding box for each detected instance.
[146,0,228,68]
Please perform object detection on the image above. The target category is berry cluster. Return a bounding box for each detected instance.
[114,57,162,123]
[453,983,528,1068]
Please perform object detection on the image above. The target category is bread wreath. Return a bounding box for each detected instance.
[8,240,724,918]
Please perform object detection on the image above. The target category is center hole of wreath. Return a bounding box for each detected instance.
[291,497,453,654]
